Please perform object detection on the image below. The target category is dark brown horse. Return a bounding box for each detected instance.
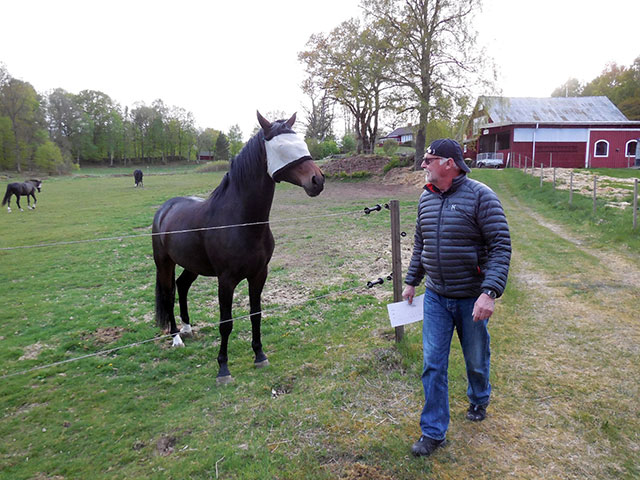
[2,179,42,212]
[152,112,324,383]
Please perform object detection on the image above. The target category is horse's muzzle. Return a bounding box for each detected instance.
[304,173,325,197]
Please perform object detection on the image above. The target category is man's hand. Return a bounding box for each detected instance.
[472,293,495,321]
[402,285,416,305]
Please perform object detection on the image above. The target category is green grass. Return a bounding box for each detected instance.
[1,169,638,479]
[471,169,640,251]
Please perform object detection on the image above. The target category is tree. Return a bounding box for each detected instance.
[214,132,230,161]
[302,78,334,141]
[0,78,42,171]
[227,124,244,157]
[551,78,583,97]
[582,59,640,120]
[362,0,488,169]
[34,139,64,173]
[299,18,395,154]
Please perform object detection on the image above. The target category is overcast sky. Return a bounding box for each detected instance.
[2,0,639,139]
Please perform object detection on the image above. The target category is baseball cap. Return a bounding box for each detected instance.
[425,138,470,173]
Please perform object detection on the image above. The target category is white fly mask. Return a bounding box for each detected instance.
[265,133,312,180]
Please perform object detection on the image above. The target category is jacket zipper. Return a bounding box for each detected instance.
[436,196,446,288]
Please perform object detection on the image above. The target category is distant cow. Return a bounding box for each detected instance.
[134,169,143,188]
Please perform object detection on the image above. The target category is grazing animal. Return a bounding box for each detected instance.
[2,179,42,212]
[134,169,144,187]
[152,111,325,383]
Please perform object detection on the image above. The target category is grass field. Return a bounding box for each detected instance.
[0,168,638,479]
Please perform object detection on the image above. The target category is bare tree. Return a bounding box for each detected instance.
[362,0,491,168]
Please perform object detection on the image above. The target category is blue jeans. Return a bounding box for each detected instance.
[420,289,491,440]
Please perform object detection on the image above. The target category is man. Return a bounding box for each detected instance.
[403,138,511,457]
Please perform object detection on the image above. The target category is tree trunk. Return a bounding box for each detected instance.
[414,110,428,170]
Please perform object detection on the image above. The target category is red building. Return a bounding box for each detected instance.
[463,96,640,168]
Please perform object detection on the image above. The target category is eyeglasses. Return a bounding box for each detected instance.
[422,156,448,166]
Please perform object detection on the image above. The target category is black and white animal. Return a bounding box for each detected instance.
[134,169,143,187]
[152,111,324,383]
[2,179,42,212]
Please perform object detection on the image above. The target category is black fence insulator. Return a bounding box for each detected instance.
[386,274,393,281]
[364,204,382,215]
[366,277,384,288]
[400,231,407,237]
[384,203,390,210]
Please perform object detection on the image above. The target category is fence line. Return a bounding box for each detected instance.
[0,280,388,380]
[0,208,371,252]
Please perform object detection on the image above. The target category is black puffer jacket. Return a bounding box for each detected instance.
[405,174,511,298]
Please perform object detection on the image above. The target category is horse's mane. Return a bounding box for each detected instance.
[208,120,292,201]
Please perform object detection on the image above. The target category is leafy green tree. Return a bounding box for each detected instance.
[228,124,244,157]
[340,133,356,153]
[34,139,64,173]
[551,78,583,97]
[214,132,230,161]
[362,0,488,169]
[582,58,640,120]
[0,116,15,169]
[299,18,395,154]
[197,128,218,159]
[0,78,42,171]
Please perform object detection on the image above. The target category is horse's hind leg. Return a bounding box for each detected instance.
[216,276,240,384]
[154,259,182,347]
[248,267,269,368]
[176,269,198,336]
[15,195,23,212]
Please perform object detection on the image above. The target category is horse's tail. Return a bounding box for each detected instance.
[155,272,176,331]
[1,185,11,206]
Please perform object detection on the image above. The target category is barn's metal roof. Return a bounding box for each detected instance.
[479,96,630,124]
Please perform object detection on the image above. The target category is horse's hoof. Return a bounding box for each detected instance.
[254,359,270,369]
[171,334,184,347]
[216,375,234,385]
[180,324,193,337]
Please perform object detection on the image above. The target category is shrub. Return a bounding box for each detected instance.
[382,139,399,156]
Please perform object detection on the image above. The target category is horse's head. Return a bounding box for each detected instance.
[29,179,42,192]
[258,111,324,197]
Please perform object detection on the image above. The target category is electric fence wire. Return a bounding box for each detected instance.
[0,280,389,380]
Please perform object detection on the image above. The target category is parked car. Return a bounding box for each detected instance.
[475,158,504,168]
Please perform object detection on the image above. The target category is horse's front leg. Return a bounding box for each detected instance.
[29,193,36,209]
[248,268,269,368]
[216,277,238,384]
[176,270,198,336]
[16,196,23,212]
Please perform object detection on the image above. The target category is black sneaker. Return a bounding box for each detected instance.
[410,435,446,457]
[466,403,487,422]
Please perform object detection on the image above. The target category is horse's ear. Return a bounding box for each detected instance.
[285,112,296,128]
[257,111,272,131]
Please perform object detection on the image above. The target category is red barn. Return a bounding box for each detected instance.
[463,96,640,168]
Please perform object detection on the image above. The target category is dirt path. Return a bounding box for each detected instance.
[471,185,640,479]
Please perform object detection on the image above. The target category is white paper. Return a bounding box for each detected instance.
[387,294,424,327]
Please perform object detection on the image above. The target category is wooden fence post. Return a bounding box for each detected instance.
[634,179,638,230]
[553,167,556,190]
[593,176,597,214]
[540,165,544,187]
[569,171,574,205]
[390,200,404,343]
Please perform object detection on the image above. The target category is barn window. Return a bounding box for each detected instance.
[626,140,637,156]
[594,140,609,157]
